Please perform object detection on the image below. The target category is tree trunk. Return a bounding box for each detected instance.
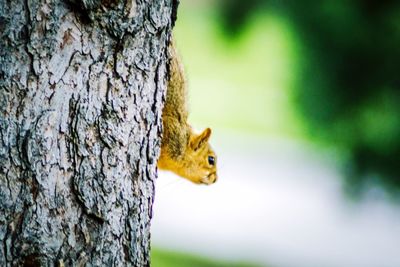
[0,0,177,266]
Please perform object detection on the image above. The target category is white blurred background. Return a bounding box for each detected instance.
[152,132,400,267]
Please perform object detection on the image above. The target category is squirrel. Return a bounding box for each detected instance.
[157,40,217,185]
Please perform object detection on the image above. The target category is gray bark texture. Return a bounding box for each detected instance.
[0,0,177,266]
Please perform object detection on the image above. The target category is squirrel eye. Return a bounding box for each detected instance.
[208,156,215,166]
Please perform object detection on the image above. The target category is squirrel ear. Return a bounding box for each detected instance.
[190,128,212,150]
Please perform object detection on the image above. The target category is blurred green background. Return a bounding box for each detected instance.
[152,248,260,267]
[175,0,400,196]
[152,0,400,266]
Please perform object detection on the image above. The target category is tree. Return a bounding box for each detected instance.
[0,0,178,265]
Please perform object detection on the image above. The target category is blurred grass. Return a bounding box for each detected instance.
[173,2,305,140]
[151,248,262,267]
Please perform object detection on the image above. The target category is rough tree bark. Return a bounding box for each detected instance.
[0,0,177,266]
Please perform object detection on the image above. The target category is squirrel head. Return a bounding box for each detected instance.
[181,127,217,185]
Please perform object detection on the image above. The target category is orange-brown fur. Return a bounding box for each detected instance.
[157,40,217,185]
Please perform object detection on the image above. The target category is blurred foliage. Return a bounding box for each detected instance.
[215,0,400,194]
[151,248,261,267]
[174,3,302,139]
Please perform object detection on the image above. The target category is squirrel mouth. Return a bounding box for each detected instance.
[201,172,217,185]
